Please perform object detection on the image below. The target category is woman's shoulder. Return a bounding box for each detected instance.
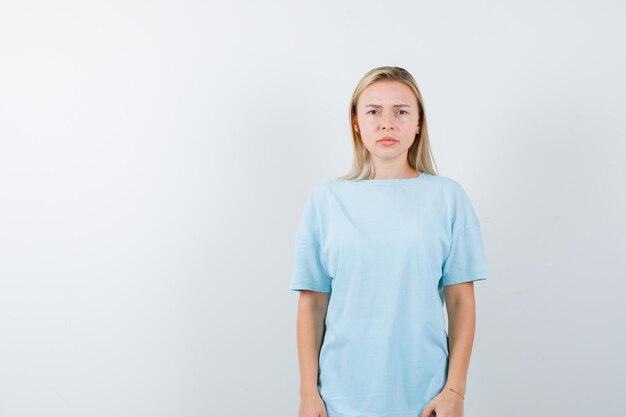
[297,178,336,204]
[431,174,481,211]
[427,173,465,191]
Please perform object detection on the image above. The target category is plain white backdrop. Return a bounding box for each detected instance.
[1,1,625,416]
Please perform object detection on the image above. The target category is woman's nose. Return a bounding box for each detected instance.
[381,114,394,130]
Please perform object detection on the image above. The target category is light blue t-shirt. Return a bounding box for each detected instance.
[290,172,489,417]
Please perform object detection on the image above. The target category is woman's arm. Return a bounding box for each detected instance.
[295,290,329,398]
[443,281,478,397]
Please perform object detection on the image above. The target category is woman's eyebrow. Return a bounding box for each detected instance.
[364,104,411,108]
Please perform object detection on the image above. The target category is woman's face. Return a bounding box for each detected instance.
[353,80,420,164]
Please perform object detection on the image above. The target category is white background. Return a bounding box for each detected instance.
[1,1,625,416]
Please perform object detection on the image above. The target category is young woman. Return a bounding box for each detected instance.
[290,66,489,417]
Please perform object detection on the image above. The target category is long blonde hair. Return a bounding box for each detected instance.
[338,66,438,181]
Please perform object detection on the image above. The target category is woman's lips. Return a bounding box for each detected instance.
[378,137,399,146]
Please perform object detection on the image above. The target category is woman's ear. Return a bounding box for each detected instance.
[352,114,359,133]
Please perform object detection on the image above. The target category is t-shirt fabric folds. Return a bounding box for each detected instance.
[290,172,489,417]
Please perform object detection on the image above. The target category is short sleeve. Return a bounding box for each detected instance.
[289,188,332,293]
[441,185,489,286]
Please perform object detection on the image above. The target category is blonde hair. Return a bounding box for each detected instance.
[338,66,438,181]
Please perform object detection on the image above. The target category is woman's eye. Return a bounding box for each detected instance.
[366,109,408,115]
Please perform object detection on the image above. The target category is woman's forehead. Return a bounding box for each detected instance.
[359,81,417,106]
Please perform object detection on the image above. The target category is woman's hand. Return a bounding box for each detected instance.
[420,388,464,417]
[297,392,328,417]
